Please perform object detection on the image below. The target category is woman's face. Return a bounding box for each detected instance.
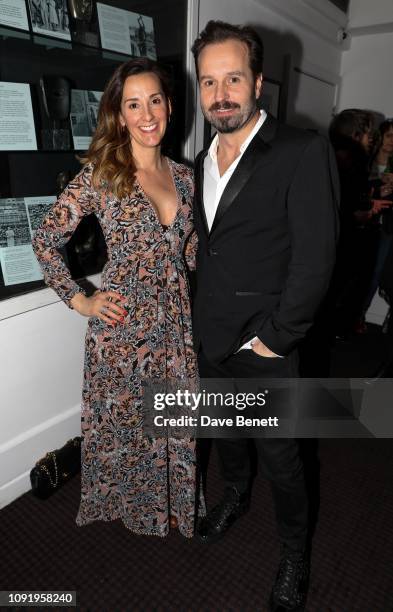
[382,126,393,155]
[119,72,170,151]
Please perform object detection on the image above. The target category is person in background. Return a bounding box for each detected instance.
[370,119,393,181]
[328,109,392,338]
[370,236,393,378]
[361,119,393,321]
[32,57,202,538]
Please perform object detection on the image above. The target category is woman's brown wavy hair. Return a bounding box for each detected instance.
[82,58,172,199]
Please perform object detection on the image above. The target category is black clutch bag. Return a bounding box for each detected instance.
[30,437,82,499]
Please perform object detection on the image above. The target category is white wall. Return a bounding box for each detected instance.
[0,283,95,508]
[347,0,393,28]
[338,32,393,118]
[337,0,393,324]
[338,0,393,141]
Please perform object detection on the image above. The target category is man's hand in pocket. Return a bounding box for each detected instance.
[251,338,279,358]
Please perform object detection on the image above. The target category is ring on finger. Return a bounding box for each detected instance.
[100,305,108,314]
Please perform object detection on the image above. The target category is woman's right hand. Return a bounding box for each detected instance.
[70,290,128,325]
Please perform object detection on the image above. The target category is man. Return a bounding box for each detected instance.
[191,21,339,612]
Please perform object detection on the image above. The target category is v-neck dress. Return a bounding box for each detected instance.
[32,159,201,538]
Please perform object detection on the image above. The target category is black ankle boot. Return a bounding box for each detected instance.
[269,546,310,611]
[197,486,250,543]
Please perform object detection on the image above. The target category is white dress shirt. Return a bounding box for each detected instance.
[203,109,282,356]
[203,110,267,231]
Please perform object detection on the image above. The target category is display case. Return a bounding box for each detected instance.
[0,0,188,301]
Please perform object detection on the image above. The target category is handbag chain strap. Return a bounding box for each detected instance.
[36,439,79,488]
[39,452,59,488]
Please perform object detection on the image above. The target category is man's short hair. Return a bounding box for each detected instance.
[191,20,264,80]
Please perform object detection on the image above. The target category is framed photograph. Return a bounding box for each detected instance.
[128,11,156,59]
[259,77,281,119]
[70,88,102,150]
[97,3,156,59]
[0,196,55,285]
[27,0,71,41]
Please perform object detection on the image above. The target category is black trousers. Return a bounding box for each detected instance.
[198,349,308,552]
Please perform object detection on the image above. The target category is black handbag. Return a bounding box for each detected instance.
[30,437,82,499]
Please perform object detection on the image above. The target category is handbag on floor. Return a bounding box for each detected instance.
[30,437,82,499]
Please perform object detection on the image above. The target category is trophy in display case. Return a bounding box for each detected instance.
[67,0,99,47]
[56,170,72,195]
[40,75,71,150]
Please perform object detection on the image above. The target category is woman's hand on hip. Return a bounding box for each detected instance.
[70,290,128,325]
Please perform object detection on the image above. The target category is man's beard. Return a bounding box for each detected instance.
[203,99,257,134]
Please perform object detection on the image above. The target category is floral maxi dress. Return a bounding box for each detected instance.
[32,159,201,538]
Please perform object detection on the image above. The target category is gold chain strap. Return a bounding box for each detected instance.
[36,439,80,488]
[39,452,58,488]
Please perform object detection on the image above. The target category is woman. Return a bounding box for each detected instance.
[328,109,391,337]
[362,119,393,318]
[370,119,393,182]
[32,58,201,538]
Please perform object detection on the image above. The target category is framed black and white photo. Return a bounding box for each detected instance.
[128,12,156,60]
[27,0,71,41]
[97,3,156,59]
[70,88,102,150]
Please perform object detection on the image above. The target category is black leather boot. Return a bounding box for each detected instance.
[269,546,310,611]
[197,486,250,543]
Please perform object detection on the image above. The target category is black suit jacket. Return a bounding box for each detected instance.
[192,114,340,364]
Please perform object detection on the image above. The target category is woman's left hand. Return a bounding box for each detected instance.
[71,289,127,325]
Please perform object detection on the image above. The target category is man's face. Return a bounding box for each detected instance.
[198,39,262,134]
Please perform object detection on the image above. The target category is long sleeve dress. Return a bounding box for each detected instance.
[32,159,201,538]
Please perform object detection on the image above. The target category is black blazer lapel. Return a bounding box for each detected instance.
[194,149,209,236]
[210,114,278,235]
